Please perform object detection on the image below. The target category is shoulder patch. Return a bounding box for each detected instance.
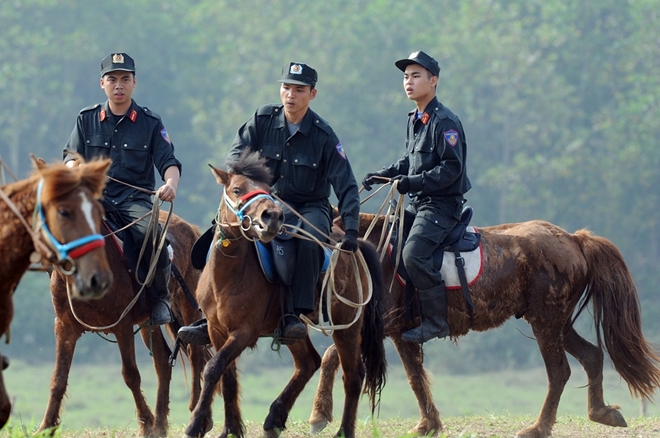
[444,129,459,147]
[161,128,171,144]
[335,142,347,160]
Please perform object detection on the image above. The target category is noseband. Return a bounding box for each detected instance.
[220,189,274,232]
[35,179,106,274]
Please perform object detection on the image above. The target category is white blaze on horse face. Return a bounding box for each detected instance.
[79,192,98,233]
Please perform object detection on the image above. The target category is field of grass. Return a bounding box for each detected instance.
[2,337,659,437]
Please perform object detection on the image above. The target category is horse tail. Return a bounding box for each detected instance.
[574,229,660,400]
[358,239,388,414]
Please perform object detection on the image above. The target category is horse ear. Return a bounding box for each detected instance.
[80,158,112,198]
[208,163,230,186]
[30,153,47,170]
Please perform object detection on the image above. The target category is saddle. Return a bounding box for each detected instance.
[390,204,481,326]
[390,205,481,283]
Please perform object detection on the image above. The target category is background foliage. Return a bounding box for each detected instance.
[2,0,659,388]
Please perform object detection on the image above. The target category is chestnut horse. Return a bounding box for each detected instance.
[0,156,113,428]
[183,151,387,438]
[37,211,208,437]
[313,207,660,438]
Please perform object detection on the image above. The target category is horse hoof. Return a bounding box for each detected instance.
[589,405,628,428]
[310,419,328,434]
[514,423,551,438]
[263,429,282,438]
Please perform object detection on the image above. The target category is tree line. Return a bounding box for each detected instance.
[2,0,659,370]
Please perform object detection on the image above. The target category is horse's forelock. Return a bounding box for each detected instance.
[227,151,272,185]
[37,162,84,204]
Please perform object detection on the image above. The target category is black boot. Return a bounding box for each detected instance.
[282,314,307,340]
[177,318,211,345]
[150,265,173,325]
[401,284,450,343]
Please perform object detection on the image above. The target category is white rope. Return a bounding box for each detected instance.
[66,197,173,331]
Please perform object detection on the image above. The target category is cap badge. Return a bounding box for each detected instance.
[290,64,303,75]
[444,129,459,147]
[112,54,125,64]
[410,51,420,58]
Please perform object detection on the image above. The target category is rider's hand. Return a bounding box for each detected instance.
[340,229,359,252]
[157,182,177,202]
[391,175,411,194]
[362,171,387,191]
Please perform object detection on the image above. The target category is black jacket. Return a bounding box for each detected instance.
[228,103,360,232]
[64,99,181,206]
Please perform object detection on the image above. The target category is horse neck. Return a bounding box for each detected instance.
[0,179,39,288]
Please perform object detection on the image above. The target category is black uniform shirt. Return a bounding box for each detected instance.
[64,100,182,205]
[228,103,360,232]
[383,96,471,200]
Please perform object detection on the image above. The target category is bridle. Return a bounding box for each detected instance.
[35,178,106,275]
[217,188,276,239]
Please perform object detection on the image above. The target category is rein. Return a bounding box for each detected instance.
[219,186,373,333]
[35,179,106,274]
[66,181,174,332]
[0,177,106,275]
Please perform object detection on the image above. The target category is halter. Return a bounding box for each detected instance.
[35,179,106,274]
[221,189,274,232]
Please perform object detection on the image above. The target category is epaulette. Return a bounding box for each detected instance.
[256,104,281,116]
[311,112,334,135]
[431,105,450,120]
[142,106,162,121]
[80,103,101,114]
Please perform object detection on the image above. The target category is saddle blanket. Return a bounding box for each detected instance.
[392,226,484,290]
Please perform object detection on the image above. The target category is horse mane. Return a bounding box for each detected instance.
[37,159,110,204]
[225,150,272,185]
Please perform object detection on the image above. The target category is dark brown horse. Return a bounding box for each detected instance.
[312,209,660,438]
[37,211,208,437]
[183,152,387,438]
[0,156,113,428]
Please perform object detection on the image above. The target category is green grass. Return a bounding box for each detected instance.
[2,416,660,437]
[2,343,659,437]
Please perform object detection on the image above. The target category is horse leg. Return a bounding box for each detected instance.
[330,329,365,438]
[563,326,627,427]
[515,326,571,438]
[139,326,173,437]
[264,337,321,437]
[37,317,82,434]
[391,336,441,436]
[115,325,155,437]
[185,335,247,438]
[309,344,338,434]
[187,343,207,411]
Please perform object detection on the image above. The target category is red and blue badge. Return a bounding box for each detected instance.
[335,142,347,160]
[444,129,459,147]
[161,128,171,144]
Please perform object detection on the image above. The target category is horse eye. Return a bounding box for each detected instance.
[58,208,71,218]
[232,188,241,196]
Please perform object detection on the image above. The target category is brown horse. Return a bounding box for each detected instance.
[312,209,660,438]
[0,156,113,428]
[183,151,387,438]
[37,210,208,437]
